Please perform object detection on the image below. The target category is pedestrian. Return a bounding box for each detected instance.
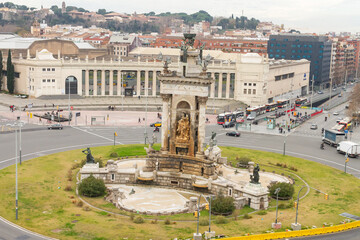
[143,117,145,121]
[206,117,209,123]
[138,117,141,123]
[138,95,141,100]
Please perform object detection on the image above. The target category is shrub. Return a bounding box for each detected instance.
[214,216,228,224]
[64,185,72,191]
[110,152,118,158]
[257,210,267,215]
[130,213,135,221]
[76,201,84,207]
[164,218,171,225]
[268,182,294,200]
[212,194,235,214]
[67,170,73,181]
[236,156,252,168]
[78,175,106,197]
[133,216,144,224]
[243,213,252,219]
[200,219,209,226]
[151,218,158,224]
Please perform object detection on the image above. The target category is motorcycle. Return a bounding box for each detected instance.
[320,143,324,150]
[153,127,159,132]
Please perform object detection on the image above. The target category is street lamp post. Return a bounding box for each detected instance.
[310,75,314,110]
[275,188,281,224]
[295,185,307,226]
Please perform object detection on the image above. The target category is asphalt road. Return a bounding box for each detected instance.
[0,122,359,239]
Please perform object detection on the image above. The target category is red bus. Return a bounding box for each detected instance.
[277,99,289,108]
[266,102,278,112]
[295,97,307,107]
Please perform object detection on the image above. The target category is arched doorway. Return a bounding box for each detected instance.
[65,76,78,94]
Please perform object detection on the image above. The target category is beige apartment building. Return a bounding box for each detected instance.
[2,41,309,107]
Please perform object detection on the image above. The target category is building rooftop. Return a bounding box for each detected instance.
[109,35,135,44]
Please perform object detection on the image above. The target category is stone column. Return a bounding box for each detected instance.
[117,70,121,96]
[144,70,149,96]
[197,97,208,156]
[218,72,223,98]
[210,72,215,98]
[101,70,105,96]
[94,70,98,96]
[136,70,141,96]
[226,73,230,99]
[109,70,113,96]
[161,94,171,153]
[85,69,89,96]
[152,71,157,96]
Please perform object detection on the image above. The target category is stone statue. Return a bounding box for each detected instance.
[82,147,95,164]
[199,42,205,61]
[250,164,260,184]
[176,115,190,142]
[180,43,188,63]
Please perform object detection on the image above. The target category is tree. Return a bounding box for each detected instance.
[78,175,106,197]
[348,83,360,121]
[97,9,107,15]
[6,50,15,94]
[0,51,3,91]
[268,182,294,200]
[211,193,235,214]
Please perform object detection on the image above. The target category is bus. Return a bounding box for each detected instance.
[338,117,352,130]
[233,111,244,118]
[266,102,278,112]
[277,99,289,109]
[246,105,266,116]
[295,97,307,107]
[217,112,235,125]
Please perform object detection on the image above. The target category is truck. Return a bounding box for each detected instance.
[337,141,360,158]
[322,129,346,146]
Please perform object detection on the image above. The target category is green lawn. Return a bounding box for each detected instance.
[0,144,359,239]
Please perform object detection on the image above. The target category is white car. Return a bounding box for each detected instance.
[247,116,255,120]
[333,112,339,116]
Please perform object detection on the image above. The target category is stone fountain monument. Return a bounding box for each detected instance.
[144,33,217,177]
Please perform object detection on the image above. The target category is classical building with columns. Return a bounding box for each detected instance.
[3,39,310,107]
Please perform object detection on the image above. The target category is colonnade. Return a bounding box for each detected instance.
[82,69,235,99]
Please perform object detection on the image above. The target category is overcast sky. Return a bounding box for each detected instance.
[9,0,360,33]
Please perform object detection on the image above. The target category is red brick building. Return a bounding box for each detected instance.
[150,36,268,55]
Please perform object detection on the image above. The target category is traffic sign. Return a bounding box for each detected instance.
[344,130,348,134]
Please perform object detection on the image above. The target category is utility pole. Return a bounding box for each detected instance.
[68,77,71,125]
[328,77,333,110]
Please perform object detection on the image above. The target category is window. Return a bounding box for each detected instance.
[276,43,280,47]
[309,45,312,48]
[249,83,252,86]
[275,76,281,81]
[111,174,115,181]
[284,39,288,41]
[297,44,301,48]
[47,79,50,82]
[253,83,256,86]
[270,43,274,47]
[42,68,46,71]
[282,74,288,79]
[291,44,296,48]
[253,89,256,94]
[282,44,286,47]
[248,89,251,94]
[275,54,280,58]
[244,83,247,86]
[309,50,312,53]
[276,49,280,53]
[269,49,273,52]
[42,79,46,82]
[281,49,286,52]
[47,68,50,71]
[244,89,247,94]
[298,50,302,53]
[52,68,55,71]
[269,54,274,58]
[52,79,55,82]
[289,73,294,78]
[281,55,285,58]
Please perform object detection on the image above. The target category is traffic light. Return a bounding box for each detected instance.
[193,211,198,218]
[325,194,329,200]
[114,132,118,136]
[205,203,209,210]
[294,201,297,208]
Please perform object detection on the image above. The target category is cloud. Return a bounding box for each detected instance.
[9,0,360,32]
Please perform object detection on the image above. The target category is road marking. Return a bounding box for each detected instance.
[0,142,108,165]
[221,143,360,174]
[71,126,123,145]
[0,215,56,240]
